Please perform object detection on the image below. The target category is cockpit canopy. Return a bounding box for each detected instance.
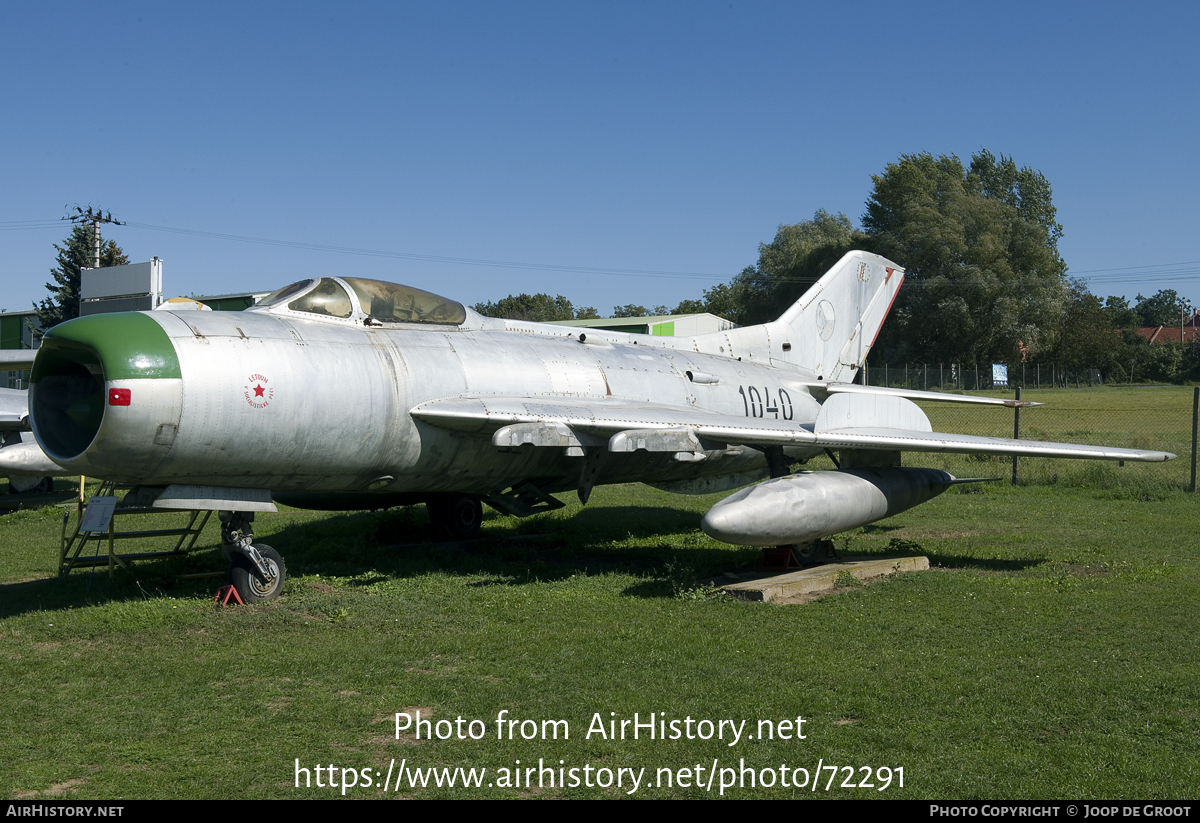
[252,277,467,326]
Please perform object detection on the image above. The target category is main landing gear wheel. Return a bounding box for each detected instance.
[793,539,837,568]
[9,476,53,494]
[427,494,483,540]
[229,545,286,603]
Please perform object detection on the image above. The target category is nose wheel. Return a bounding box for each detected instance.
[229,545,286,603]
[220,510,287,603]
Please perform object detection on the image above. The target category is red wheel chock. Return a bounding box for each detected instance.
[214,584,244,606]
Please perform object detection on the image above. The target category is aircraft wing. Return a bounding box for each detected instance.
[411,395,1175,462]
[411,396,816,447]
[0,350,37,371]
[808,427,1172,461]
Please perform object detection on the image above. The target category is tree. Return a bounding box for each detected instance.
[968,149,1064,259]
[1102,296,1140,330]
[1049,282,1125,375]
[670,298,706,315]
[35,223,129,329]
[611,304,647,318]
[692,282,739,322]
[472,293,584,322]
[862,151,1068,364]
[659,282,743,323]
[1134,289,1191,328]
[722,209,866,326]
[612,304,669,318]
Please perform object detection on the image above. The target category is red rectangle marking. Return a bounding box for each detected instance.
[108,388,131,406]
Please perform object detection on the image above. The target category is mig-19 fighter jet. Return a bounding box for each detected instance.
[25,251,1174,602]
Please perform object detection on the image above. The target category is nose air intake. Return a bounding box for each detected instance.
[29,312,182,467]
[29,341,107,461]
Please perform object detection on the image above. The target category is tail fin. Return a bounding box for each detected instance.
[693,250,903,382]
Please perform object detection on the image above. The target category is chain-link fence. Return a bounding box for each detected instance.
[863,362,1112,391]
[856,372,1197,491]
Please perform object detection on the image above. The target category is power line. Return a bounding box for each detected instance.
[0,219,66,231]
[121,221,728,282]
[1070,260,1200,274]
[5,214,1199,288]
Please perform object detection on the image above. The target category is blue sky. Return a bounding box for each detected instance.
[3,1,1197,317]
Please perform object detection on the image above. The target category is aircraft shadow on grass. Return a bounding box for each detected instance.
[0,503,728,618]
[277,504,746,599]
[1,500,1046,619]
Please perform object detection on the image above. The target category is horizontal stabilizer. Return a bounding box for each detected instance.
[822,383,1041,408]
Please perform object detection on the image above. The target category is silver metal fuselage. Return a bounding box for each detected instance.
[49,307,821,497]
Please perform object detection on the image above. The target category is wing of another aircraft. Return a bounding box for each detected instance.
[0,350,36,371]
[411,394,1175,463]
[0,387,71,479]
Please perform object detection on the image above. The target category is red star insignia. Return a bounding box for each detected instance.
[254,384,265,397]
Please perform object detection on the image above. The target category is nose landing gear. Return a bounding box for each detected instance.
[219,511,286,603]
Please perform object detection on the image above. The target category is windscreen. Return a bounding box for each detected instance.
[255,280,316,307]
[287,278,353,318]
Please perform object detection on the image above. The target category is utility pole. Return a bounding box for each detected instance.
[63,206,125,268]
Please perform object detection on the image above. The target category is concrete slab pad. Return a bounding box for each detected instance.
[719,556,929,603]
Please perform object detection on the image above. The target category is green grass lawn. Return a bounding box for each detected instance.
[1,466,1197,799]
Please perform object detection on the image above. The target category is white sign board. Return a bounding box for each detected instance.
[81,260,163,300]
[79,496,118,533]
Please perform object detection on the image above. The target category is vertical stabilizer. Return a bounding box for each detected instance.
[693,250,903,382]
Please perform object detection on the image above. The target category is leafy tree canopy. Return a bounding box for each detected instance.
[1050,281,1125,372]
[862,150,1068,364]
[968,149,1064,258]
[1102,296,1140,330]
[472,293,595,322]
[475,294,734,324]
[612,303,670,318]
[670,299,706,315]
[721,209,865,326]
[35,223,129,329]
[692,282,740,322]
[1134,289,1192,328]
